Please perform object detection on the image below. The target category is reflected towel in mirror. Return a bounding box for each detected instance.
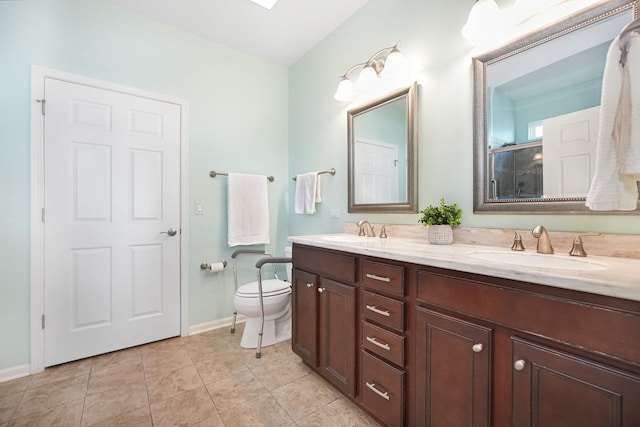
[586,33,640,211]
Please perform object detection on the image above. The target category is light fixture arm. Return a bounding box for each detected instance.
[364,41,400,67]
[333,41,403,102]
[338,41,401,79]
[339,62,368,79]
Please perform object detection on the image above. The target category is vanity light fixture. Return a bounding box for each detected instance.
[461,0,507,44]
[249,0,278,10]
[333,42,404,102]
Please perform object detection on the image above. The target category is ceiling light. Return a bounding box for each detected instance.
[249,0,278,10]
[333,42,405,102]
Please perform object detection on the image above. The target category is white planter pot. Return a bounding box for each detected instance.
[427,224,453,245]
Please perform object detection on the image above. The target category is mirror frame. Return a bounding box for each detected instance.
[347,83,418,213]
[472,0,640,214]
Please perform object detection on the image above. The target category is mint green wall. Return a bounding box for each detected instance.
[514,79,602,142]
[3,0,640,375]
[0,1,289,371]
[490,88,516,146]
[288,0,640,236]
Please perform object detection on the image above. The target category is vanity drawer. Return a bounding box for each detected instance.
[293,245,356,283]
[416,270,640,365]
[362,260,405,296]
[362,321,404,366]
[362,290,405,332]
[361,350,405,427]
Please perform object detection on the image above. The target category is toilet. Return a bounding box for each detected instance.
[233,247,292,349]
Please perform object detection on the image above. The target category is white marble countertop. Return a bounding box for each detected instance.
[288,233,640,302]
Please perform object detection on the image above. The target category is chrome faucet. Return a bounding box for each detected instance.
[357,220,376,237]
[531,225,554,254]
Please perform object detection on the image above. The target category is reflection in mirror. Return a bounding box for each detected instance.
[473,0,640,213]
[348,83,418,213]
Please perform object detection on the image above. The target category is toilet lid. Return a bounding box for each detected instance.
[236,279,291,297]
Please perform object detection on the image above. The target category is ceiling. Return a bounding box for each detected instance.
[105,0,369,66]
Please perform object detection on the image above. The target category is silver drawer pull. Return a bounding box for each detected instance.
[365,305,391,317]
[366,382,390,400]
[366,273,391,283]
[366,336,391,351]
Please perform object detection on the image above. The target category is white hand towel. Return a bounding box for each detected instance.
[295,172,321,214]
[586,34,640,211]
[227,173,270,247]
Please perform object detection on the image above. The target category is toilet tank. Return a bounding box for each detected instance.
[285,246,292,282]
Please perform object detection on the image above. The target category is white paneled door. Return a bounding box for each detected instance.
[43,78,181,367]
[353,138,399,204]
[542,106,599,199]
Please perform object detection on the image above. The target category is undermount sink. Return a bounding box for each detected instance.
[322,235,375,243]
[469,251,607,271]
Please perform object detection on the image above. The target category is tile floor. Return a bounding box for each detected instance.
[0,324,381,426]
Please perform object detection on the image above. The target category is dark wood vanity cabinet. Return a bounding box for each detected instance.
[511,338,640,426]
[291,245,358,397]
[414,308,491,427]
[292,243,640,426]
[291,268,318,367]
[416,268,640,427]
[359,260,407,427]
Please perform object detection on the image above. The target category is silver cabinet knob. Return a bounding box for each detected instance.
[161,228,177,236]
[306,283,314,288]
[317,288,325,293]
[514,359,526,371]
[472,343,483,353]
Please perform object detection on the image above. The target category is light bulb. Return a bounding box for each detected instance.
[461,0,506,45]
[333,77,356,102]
[357,65,378,90]
[380,49,405,80]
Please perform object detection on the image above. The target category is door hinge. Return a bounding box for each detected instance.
[41,314,45,329]
[41,208,45,223]
[36,99,46,115]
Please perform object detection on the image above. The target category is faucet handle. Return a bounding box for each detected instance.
[511,231,525,251]
[569,233,601,257]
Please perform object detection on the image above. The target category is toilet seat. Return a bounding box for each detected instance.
[236,279,291,298]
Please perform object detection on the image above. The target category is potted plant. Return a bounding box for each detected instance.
[419,198,463,245]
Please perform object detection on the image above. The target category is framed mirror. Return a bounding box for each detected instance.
[348,83,418,213]
[473,0,640,213]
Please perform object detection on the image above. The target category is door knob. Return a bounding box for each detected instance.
[472,343,483,353]
[306,283,314,288]
[161,228,177,237]
[514,359,526,371]
[317,288,325,293]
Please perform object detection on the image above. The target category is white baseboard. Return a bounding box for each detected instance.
[188,315,247,336]
[0,364,31,383]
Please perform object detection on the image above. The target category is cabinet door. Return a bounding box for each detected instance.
[512,338,640,427]
[319,277,357,397]
[292,268,318,367]
[415,308,491,427]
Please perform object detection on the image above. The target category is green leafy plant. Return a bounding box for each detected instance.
[419,198,463,226]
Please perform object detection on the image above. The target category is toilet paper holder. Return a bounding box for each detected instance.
[200,260,228,271]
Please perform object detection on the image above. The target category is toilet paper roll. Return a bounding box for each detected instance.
[207,262,225,273]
